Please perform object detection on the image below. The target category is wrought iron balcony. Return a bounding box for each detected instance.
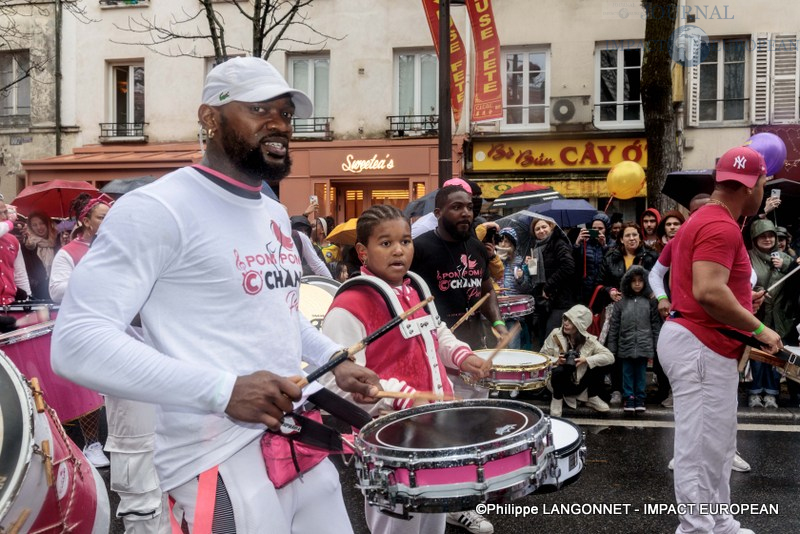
[386,114,439,138]
[292,117,334,140]
[99,122,148,142]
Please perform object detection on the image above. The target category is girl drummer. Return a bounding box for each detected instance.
[321,204,491,534]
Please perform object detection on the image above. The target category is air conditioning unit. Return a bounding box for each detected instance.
[550,95,592,124]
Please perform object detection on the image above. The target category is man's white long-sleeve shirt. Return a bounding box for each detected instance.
[51,167,342,490]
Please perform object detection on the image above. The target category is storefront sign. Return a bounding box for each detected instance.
[341,153,396,174]
[466,0,503,122]
[472,138,648,171]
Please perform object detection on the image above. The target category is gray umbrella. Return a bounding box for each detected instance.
[100,176,157,197]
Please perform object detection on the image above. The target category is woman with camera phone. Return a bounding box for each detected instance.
[541,304,614,417]
[746,219,794,408]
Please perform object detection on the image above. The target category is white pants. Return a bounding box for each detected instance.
[658,322,740,534]
[168,437,353,534]
[365,502,445,534]
[105,396,170,534]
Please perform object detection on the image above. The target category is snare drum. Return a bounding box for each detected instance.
[535,417,586,493]
[353,399,556,514]
[299,277,341,330]
[0,354,110,533]
[0,322,103,423]
[497,295,534,319]
[463,349,552,391]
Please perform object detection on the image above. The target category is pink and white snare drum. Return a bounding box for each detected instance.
[463,349,552,391]
[353,399,556,514]
[497,295,534,319]
[0,354,109,533]
[534,417,586,493]
[0,322,103,423]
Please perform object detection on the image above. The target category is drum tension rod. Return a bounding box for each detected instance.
[6,509,32,534]
[30,377,46,413]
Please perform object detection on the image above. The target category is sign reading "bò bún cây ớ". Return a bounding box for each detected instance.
[472,138,648,171]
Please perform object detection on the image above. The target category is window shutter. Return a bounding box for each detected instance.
[751,33,771,125]
[687,64,700,127]
[771,32,799,124]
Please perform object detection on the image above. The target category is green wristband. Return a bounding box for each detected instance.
[656,295,668,301]
[493,320,506,328]
[752,323,765,336]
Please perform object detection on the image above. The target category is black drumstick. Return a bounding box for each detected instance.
[295,295,434,388]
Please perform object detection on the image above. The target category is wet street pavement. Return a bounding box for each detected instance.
[98,398,800,533]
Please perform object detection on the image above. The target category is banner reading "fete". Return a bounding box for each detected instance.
[421,0,468,124]
[465,0,503,122]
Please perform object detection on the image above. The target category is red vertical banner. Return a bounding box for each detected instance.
[466,0,503,122]
[421,0,467,124]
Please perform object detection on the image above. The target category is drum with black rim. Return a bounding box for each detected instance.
[353,399,556,514]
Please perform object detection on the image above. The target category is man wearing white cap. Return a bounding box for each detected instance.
[658,146,782,534]
[52,57,380,533]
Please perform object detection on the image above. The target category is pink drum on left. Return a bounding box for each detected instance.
[0,353,110,533]
[0,321,103,423]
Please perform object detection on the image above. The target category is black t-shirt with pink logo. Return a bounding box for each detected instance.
[411,230,491,328]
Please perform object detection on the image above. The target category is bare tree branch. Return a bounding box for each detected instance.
[110,0,343,64]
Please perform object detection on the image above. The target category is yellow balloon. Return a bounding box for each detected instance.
[607,161,646,200]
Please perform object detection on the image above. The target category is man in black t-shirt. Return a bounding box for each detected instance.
[412,185,508,349]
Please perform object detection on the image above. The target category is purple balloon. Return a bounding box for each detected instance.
[744,133,787,176]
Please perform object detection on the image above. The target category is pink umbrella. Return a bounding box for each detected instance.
[12,180,103,218]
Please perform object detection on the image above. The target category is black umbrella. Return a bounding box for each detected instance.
[100,176,157,197]
[404,190,437,219]
[661,170,714,209]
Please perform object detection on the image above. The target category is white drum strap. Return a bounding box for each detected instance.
[337,274,442,340]
[337,274,446,394]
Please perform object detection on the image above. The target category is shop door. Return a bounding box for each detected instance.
[335,181,410,222]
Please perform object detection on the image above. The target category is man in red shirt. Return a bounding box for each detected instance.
[658,146,782,534]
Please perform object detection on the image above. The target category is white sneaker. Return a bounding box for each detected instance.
[446,511,494,534]
[610,391,622,404]
[661,392,674,408]
[668,458,674,470]
[732,452,751,473]
[550,398,563,418]
[748,394,764,408]
[737,529,755,534]
[763,394,778,409]
[563,396,577,409]
[585,396,610,412]
[83,442,110,468]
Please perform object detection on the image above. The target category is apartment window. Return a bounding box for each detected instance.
[595,45,643,128]
[0,51,31,118]
[396,52,438,116]
[503,49,548,129]
[289,56,330,121]
[103,63,145,139]
[699,40,747,122]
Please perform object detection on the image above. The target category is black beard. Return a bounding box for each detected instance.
[218,119,291,184]
[441,216,471,241]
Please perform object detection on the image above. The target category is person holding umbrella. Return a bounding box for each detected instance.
[526,216,576,350]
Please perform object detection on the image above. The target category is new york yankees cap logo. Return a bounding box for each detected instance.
[715,146,766,188]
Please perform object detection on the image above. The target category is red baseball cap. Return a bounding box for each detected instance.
[715,146,767,187]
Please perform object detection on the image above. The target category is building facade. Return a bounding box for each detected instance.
[13,1,800,221]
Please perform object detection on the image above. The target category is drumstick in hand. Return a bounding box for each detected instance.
[451,293,490,332]
[480,322,523,372]
[294,296,434,388]
[375,390,461,403]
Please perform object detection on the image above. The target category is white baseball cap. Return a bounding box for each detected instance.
[202,57,313,119]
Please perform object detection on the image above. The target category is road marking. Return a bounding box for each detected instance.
[568,418,800,433]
